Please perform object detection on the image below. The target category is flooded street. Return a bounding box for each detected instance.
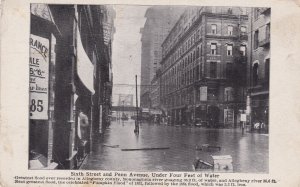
[81,120,268,173]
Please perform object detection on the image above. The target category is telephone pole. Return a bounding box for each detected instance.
[134,75,139,133]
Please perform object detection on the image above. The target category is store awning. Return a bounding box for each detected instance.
[76,26,95,94]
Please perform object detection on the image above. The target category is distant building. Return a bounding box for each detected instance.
[247,8,270,131]
[111,106,137,119]
[159,7,249,127]
[140,6,185,108]
[118,94,134,106]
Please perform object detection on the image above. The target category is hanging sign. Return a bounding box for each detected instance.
[29,34,49,120]
[241,114,247,122]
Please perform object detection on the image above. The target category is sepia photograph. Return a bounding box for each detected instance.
[28,4,270,173]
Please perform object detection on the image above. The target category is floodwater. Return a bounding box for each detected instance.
[81,120,268,173]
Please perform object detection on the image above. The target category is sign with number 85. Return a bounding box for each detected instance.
[29,34,49,120]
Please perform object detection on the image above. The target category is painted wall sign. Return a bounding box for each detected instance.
[29,34,49,120]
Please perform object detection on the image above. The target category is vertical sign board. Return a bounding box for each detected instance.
[200,86,207,101]
[29,34,49,120]
[241,114,247,122]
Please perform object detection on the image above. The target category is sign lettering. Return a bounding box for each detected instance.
[29,35,49,120]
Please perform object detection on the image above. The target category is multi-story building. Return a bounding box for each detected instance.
[29,4,115,169]
[149,74,160,109]
[247,8,270,132]
[140,6,184,109]
[160,7,249,127]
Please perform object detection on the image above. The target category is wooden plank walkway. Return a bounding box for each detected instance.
[121,147,170,151]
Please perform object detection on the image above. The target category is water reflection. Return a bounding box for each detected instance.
[82,120,268,173]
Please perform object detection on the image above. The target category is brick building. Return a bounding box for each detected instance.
[160,7,249,127]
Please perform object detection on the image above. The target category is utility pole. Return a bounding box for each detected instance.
[249,8,253,132]
[134,75,139,133]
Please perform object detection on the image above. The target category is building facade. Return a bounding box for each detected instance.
[140,6,184,109]
[160,7,249,127]
[29,4,115,169]
[247,8,270,132]
[149,74,160,109]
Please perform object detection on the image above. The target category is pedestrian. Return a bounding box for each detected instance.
[134,120,139,134]
[78,110,89,150]
[242,121,245,135]
[260,121,265,133]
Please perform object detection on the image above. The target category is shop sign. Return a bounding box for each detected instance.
[224,109,234,124]
[200,86,207,101]
[29,34,49,120]
[241,114,247,122]
[103,22,112,46]
[207,55,221,61]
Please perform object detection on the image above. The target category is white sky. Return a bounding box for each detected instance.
[112,5,149,106]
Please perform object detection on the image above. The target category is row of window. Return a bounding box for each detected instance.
[161,86,237,107]
[210,24,247,35]
[161,61,238,96]
[162,43,246,89]
[210,43,246,56]
[163,22,247,63]
[163,7,248,58]
[162,26,204,71]
[163,42,246,82]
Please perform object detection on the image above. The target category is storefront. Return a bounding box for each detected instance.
[250,93,269,132]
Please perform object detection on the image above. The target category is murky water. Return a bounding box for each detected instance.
[81,120,268,173]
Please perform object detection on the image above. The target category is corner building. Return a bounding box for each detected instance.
[160,7,249,127]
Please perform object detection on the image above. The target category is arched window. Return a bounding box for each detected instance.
[253,63,259,86]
